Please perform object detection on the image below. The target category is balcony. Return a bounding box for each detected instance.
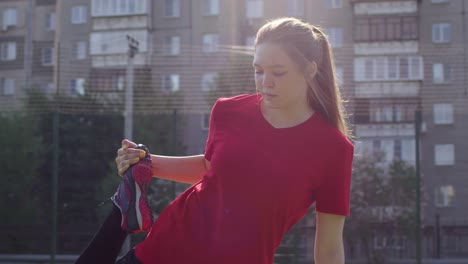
[355,123,415,137]
[354,55,424,96]
[353,0,418,15]
[92,15,149,31]
[355,81,420,98]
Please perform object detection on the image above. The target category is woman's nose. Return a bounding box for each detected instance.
[262,73,274,88]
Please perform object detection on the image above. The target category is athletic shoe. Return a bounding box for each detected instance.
[112,144,153,233]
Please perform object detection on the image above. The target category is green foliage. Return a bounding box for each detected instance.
[0,112,45,252]
[345,153,420,264]
[13,88,124,253]
[5,85,189,253]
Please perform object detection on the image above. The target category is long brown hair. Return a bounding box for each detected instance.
[255,17,352,139]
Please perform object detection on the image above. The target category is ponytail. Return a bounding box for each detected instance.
[256,17,352,139]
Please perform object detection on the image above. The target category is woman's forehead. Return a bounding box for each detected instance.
[253,43,293,68]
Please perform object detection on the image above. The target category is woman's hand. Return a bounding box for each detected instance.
[115,139,147,176]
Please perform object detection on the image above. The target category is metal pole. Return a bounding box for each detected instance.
[414,108,422,264]
[124,35,139,141]
[172,109,177,199]
[436,213,440,259]
[24,0,33,90]
[122,35,139,253]
[50,41,61,264]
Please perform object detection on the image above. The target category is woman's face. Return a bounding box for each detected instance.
[253,42,310,111]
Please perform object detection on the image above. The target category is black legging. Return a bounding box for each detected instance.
[75,205,142,264]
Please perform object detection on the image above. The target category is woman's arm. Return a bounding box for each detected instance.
[151,154,210,185]
[115,139,211,185]
[314,212,346,264]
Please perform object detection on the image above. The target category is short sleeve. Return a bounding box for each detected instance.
[204,99,220,161]
[315,139,354,216]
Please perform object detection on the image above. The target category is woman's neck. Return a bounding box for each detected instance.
[260,99,314,129]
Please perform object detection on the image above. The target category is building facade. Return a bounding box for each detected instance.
[0,0,467,259]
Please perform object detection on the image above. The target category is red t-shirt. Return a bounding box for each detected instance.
[135,94,354,264]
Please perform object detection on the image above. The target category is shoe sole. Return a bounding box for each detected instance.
[124,162,152,232]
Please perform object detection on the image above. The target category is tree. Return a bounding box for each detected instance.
[0,112,45,252]
[23,88,124,253]
[345,152,420,264]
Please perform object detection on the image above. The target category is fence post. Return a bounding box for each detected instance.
[414,108,422,264]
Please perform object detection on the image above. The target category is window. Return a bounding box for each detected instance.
[326,27,343,48]
[435,186,455,207]
[386,17,401,40]
[394,104,414,122]
[2,78,15,96]
[246,0,263,19]
[0,42,16,61]
[432,0,449,3]
[355,16,418,42]
[201,72,218,91]
[90,30,148,55]
[370,18,386,41]
[201,113,210,130]
[2,8,17,30]
[433,104,453,124]
[354,56,423,81]
[433,63,451,83]
[370,103,393,122]
[369,102,415,123]
[45,12,56,31]
[435,144,454,165]
[432,23,451,43]
[72,5,87,24]
[162,74,180,92]
[370,139,393,162]
[202,34,219,53]
[409,57,421,79]
[375,57,386,79]
[402,17,418,39]
[203,0,219,16]
[355,19,370,41]
[357,138,414,164]
[92,0,148,16]
[401,139,415,164]
[325,0,342,8]
[164,36,180,56]
[287,0,304,17]
[394,139,402,160]
[73,41,87,60]
[42,47,54,66]
[164,0,180,17]
[112,75,125,91]
[388,57,398,79]
[70,78,86,96]
[364,58,373,80]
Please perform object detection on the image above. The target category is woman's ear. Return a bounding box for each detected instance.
[307,61,318,79]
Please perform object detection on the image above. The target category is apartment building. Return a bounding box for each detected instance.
[419,0,468,252]
[351,0,420,168]
[0,0,466,258]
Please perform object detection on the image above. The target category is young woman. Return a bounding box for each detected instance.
[76,17,354,264]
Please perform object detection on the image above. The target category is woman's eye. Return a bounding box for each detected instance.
[273,72,286,77]
[255,71,264,75]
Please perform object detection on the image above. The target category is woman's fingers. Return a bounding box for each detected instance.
[118,164,130,176]
[122,139,137,149]
[115,143,147,176]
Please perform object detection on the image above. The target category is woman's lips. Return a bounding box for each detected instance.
[262,93,277,98]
